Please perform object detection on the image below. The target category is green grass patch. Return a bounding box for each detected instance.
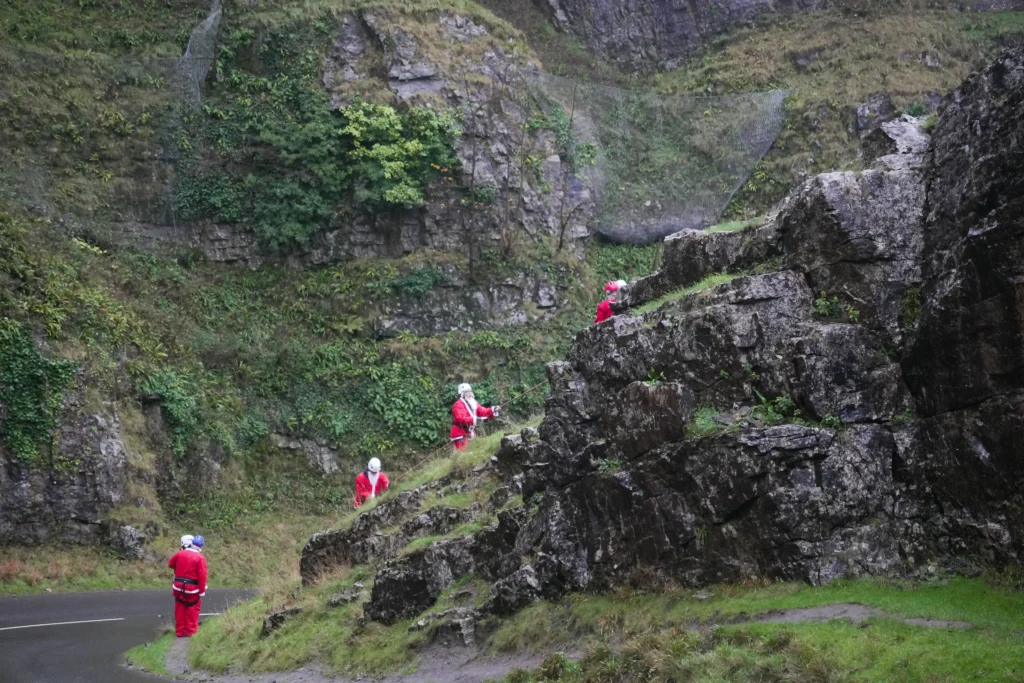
[190,572,1024,680]
[687,406,723,437]
[188,568,425,676]
[634,273,739,315]
[401,518,493,556]
[498,575,1024,683]
[705,215,764,233]
[125,631,174,676]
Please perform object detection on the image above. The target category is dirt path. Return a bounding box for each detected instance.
[166,639,545,683]
[748,603,972,629]
[164,602,971,682]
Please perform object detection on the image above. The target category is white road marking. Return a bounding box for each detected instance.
[0,617,125,632]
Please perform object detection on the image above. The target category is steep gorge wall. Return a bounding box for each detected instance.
[117,8,591,336]
[538,0,1024,68]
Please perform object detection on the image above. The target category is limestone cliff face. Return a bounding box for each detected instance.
[0,377,127,546]
[539,0,828,69]
[300,48,1024,624]
[537,0,1024,69]
[123,9,586,336]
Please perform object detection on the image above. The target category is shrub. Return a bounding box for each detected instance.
[364,362,448,447]
[139,370,199,457]
[390,268,449,298]
[900,286,922,330]
[0,320,78,464]
[812,291,843,318]
[905,101,928,117]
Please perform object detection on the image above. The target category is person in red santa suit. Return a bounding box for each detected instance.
[168,534,208,637]
[353,457,389,508]
[595,280,627,324]
[450,383,499,450]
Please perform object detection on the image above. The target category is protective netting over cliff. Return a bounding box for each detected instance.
[0,47,194,231]
[524,72,788,243]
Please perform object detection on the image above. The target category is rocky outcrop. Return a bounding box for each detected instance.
[0,381,127,545]
[899,46,1024,561]
[616,217,781,310]
[331,48,1024,627]
[364,506,527,624]
[779,115,929,347]
[261,607,303,638]
[301,485,434,583]
[104,523,149,561]
[300,463,496,583]
[271,433,341,475]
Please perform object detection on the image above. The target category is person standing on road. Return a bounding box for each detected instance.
[353,457,389,508]
[450,383,498,450]
[168,534,208,638]
[595,280,627,324]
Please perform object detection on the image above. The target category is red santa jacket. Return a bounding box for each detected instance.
[595,298,616,323]
[168,548,208,598]
[353,471,390,508]
[450,398,494,443]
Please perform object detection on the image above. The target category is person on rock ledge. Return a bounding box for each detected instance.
[451,383,499,450]
[595,280,627,324]
[168,534,207,638]
[353,457,389,508]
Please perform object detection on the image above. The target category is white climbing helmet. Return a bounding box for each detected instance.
[458,383,473,396]
[367,457,382,474]
[180,534,194,549]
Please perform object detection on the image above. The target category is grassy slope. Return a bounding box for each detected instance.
[497,575,1024,682]
[186,423,524,675]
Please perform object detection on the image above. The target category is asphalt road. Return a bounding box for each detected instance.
[0,588,253,683]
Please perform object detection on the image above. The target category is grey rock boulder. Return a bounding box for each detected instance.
[105,524,148,561]
[485,565,541,615]
[261,607,303,638]
[855,91,894,138]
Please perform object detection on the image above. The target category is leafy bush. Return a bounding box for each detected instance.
[344,103,461,210]
[812,291,843,318]
[364,362,448,447]
[590,240,659,287]
[174,172,245,223]
[905,101,928,117]
[139,370,199,457]
[900,286,922,329]
[0,319,77,464]
[469,184,498,206]
[688,406,721,437]
[813,291,861,323]
[390,268,449,298]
